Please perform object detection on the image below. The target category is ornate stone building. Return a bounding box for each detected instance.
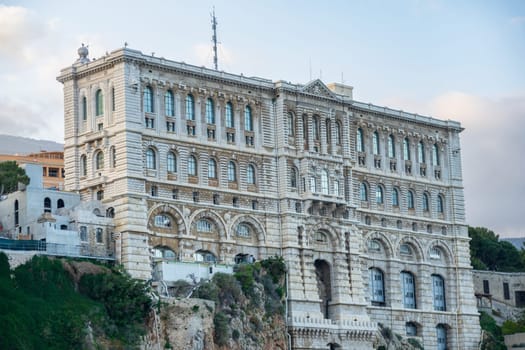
[57,46,480,349]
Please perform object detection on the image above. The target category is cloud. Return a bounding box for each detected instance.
[382,92,525,237]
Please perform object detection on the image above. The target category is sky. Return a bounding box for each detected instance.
[0,0,524,237]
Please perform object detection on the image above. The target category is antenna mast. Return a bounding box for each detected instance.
[211,7,218,70]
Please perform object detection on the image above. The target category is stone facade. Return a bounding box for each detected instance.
[57,47,480,349]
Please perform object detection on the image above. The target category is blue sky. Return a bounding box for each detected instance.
[1,0,524,236]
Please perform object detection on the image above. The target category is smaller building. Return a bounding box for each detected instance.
[473,270,525,320]
[0,151,65,190]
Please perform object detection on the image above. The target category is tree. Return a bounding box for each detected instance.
[0,161,30,195]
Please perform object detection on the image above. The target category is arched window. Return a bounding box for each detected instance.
[95,151,104,170]
[369,267,385,305]
[403,138,411,160]
[80,155,87,176]
[110,146,116,168]
[432,143,440,166]
[406,322,418,336]
[146,148,156,170]
[96,190,104,200]
[290,167,297,188]
[360,182,368,201]
[418,141,425,163]
[165,90,174,116]
[143,86,153,113]
[236,223,251,237]
[357,128,364,152]
[287,112,294,136]
[388,134,395,158]
[432,275,446,311]
[335,121,342,145]
[228,161,237,182]
[312,116,319,140]
[321,170,329,194]
[186,94,195,120]
[167,152,177,173]
[208,158,217,179]
[205,98,215,124]
[392,188,399,206]
[246,164,256,184]
[373,131,380,155]
[188,155,197,176]
[154,214,171,228]
[82,96,87,121]
[196,250,217,263]
[376,185,384,204]
[401,271,416,309]
[436,324,448,350]
[95,89,104,116]
[244,106,253,131]
[225,102,234,128]
[437,194,445,213]
[368,239,381,251]
[106,207,115,218]
[407,190,415,209]
[423,193,430,211]
[197,219,214,233]
[44,197,51,213]
[57,199,64,209]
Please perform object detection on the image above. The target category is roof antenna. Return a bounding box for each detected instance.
[211,7,218,70]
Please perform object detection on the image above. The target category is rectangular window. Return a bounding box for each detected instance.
[193,191,199,203]
[207,128,216,140]
[483,280,490,294]
[245,135,254,146]
[80,226,87,241]
[187,124,196,136]
[145,118,154,129]
[227,132,235,143]
[172,189,178,200]
[96,228,103,243]
[48,168,59,177]
[504,282,510,300]
[166,121,175,132]
[98,123,103,131]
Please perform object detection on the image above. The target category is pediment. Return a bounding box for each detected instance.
[301,79,336,99]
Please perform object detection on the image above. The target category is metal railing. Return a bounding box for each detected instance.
[0,239,114,260]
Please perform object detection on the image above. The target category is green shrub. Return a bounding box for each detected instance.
[213,311,230,346]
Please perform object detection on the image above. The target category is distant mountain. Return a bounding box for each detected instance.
[0,134,63,155]
[502,237,525,250]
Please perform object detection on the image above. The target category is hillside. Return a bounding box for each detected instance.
[0,134,63,155]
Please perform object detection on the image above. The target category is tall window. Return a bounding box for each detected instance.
[423,193,430,211]
[287,112,294,136]
[246,164,256,184]
[244,106,253,131]
[188,156,197,176]
[167,152,177,173]
[80,155,87,176]
[205,98,215,124]
[225,102,234,128]
[95,89,104,116]
[312,116,319,140]
[325,119,332,144]
[401,271,416,309]
[110,146,116,168]
[95,151,104,170]
[369,268,385,305]
[310,177,317,193]
[418,141,425,163]
[360,182,368,201]
[407,190,415,209]
[335,121,342,145]
[290,167,297,188]
[403,138,410,160]
[432,275,446,311]
[111,87,115,111]
[432,144,440,166]
[392,188,399,206]
[14,200,19,226]
[388,135,395,158]
[321,170,329,194]
[228,161,236,182]
[143,86,153,113]
[165,90,174,116]
[357,128,364,152]
[208,159,217,179]
[44,197,51,213]
[373,131,380,155]
[376,185,384,204]
[186,94,195,120]
[437,195,444,213]
[436,325,447,350]
[79,226,87,241]
[146,148,156,169]
[82,96,87,121]
[334,180,340,196]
